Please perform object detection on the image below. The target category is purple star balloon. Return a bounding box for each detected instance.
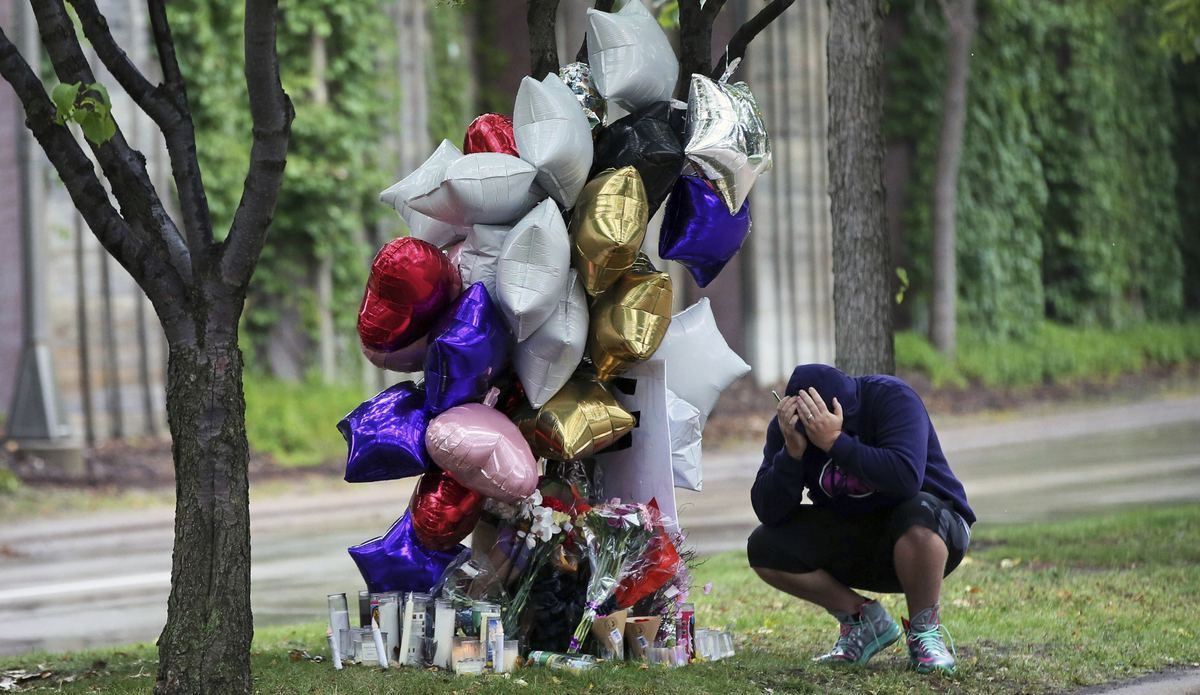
[659,175,752,288]
[338,381,431,483]
[348,510,464,594]
[424,282,512,414]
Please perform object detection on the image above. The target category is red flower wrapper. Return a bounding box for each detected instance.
[613,521,682,609]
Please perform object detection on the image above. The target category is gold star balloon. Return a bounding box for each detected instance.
[513,376,635,461]
[569,167,649,296]
[588,254,673,381]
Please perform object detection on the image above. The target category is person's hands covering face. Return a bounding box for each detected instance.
[775,395,808,460]
[795,387,843,451]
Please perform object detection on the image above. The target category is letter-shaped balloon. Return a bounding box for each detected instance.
[338,381,432,483]
[379,140,472,249]
[586,0,678,111]
[425,403,539,503]
[497,199,571,341]
[348,511,463,594]
[588,254,673,381]
[514,270,589,408]
[569,167,649,296]
[424,283,512,414]
[463,113,519,156]
[513,376,636,461]
[407,153,543,226]
[659,175,752,287]
[357,237,462,352]
[513,73,594,208]
[654,297,751,421]
[410,467,485,551]
[684,75,772,214]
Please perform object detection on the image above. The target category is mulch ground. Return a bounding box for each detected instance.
[4,364,1196,490]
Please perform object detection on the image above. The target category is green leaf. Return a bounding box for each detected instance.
[50,82,81,123]
[79,112,117,145]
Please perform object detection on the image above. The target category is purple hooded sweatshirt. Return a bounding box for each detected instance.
[751,364,975,527]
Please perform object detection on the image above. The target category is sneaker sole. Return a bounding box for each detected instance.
[911,660,957,675]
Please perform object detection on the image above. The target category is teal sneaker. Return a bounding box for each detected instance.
[904,606,957,674]
[813,600,901,665]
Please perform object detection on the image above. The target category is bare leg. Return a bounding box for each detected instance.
[893,525,948,617]
[753,567,867,615]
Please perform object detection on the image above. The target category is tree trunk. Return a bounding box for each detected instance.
[929,0,976,356]
[827,0,894,376]
[155,335,253,695]
[527,0,560,79]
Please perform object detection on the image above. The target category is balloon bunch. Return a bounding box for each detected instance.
[344,0,766,596]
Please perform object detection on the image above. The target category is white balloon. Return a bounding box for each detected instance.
[513,73,595,208]
[684,74,772,214]
[515,270,589,408]
[408,153,544,226]
[497,199,572,341]
[655,297,751,421]
[457,223,509,298]
[667,388,704,491]
[586,0,679,111]
[378,140,472,248]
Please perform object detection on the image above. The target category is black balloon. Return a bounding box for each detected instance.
[589,102,686,216]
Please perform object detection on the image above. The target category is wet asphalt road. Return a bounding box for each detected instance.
[1,396,1197,656]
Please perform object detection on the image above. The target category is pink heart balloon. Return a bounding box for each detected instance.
[425,403,538,504]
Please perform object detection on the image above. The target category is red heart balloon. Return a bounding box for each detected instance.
[410,467,485,551]
[463,113,519,157]
[357,237,462,352]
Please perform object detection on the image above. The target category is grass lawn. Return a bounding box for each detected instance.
[5,505,1199,694]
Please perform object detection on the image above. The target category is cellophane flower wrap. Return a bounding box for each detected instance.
[501,488,578,634]
[568,501,655,653]
[613,501,684,609]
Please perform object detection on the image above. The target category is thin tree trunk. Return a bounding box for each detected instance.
[827,0,894,375]
[155,335,253,695]
[527,0,560,79]
[929,0,976,356]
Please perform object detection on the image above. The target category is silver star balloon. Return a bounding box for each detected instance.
[558,61,605,130]
[684,74,773,214]
[407,153,544,226]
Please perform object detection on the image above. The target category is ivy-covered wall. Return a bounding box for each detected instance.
[885,0,1190,339]
[171,0,392,377]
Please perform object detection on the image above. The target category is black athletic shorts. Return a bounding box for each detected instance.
[746,492,971,594]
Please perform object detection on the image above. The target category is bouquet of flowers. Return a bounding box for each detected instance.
[567,501,655,653]
[502,489,577,634]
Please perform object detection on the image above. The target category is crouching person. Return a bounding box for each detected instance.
[747,364,974,673]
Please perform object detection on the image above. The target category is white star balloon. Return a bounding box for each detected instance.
[513,73,594,208]
[378,140,472,248]
[457,223,509,298]
[407,152,544,226]
[586,0,679,111]
[496,199,571,341]
[655,297,751,421]
[514,270,589,408]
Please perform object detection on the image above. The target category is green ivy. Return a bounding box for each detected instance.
[170,1,394,376]
[886,0,1189,339]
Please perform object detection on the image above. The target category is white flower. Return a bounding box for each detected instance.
[530,506,562,544]
[518,489,544,519]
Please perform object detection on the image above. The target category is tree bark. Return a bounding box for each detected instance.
[827,0,894,375]
[155,336,253,695]
[929,0,976,356]
[526,0,560,79]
